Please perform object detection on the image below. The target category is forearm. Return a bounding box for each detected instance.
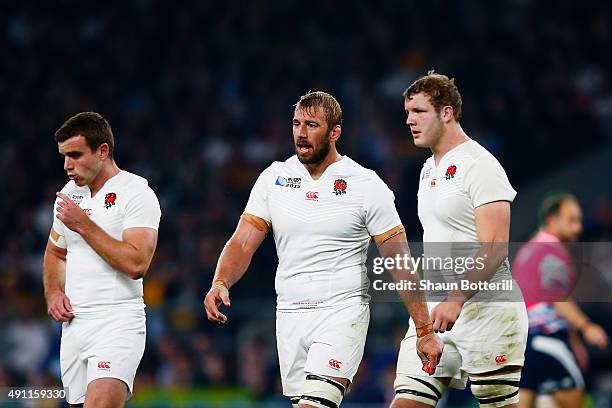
[554,301,590,330]
[43,250,66,299]
[212,240,255,288]
[379,238,432,327]
[448,242,508,302]
[78,222,148,279]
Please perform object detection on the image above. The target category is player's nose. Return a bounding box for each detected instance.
[63,156,72,170]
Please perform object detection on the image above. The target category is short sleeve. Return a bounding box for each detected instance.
[123,186,162,231]
[463,157,516,208]
[364,175,402,236]
[243,167,272,223]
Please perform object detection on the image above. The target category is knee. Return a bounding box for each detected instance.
[85,379,127,408]
[297,373,346,408]
[470,371,521,408]
[393,374,446,407]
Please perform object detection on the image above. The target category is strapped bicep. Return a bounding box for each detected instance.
[372,224,405,246]
[46,231,68,260]
[231,216,269,254]
[49,227,67,249]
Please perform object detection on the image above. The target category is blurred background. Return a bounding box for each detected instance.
[1,1,611,407]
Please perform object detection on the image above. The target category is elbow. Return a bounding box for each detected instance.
[127,265,148,280]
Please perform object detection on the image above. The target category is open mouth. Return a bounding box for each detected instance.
[296,144,313,154]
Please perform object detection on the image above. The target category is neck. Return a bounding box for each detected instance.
[431,124,470,166]
[89,161,121,196]
[304,147,342,180]
[541,227,561,241]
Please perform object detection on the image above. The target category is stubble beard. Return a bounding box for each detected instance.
[297,140,331,165]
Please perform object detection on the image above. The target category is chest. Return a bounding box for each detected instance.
[417,164,474,227]
[65,191,124,241]
[268,177,365,237]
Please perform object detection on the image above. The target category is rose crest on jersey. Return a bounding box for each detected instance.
[444,165,457,180]
[104,192,117,209]
[333,179,347,195]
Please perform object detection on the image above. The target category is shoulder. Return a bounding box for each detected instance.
[342,156,383,182]
[341,157,394,198]
[257,159,288,182]
[460,140,504,168]
[117,172,158,202]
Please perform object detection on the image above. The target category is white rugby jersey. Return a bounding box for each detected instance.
[417,139,516,243]
[417,140,516,303]
[244,155,401,311]
[52,171,161,314]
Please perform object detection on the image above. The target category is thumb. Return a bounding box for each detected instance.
[63,295,73,312]
[416,343,428,364]
[220,290,231,307]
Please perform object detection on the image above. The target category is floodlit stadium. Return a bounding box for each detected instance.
[1,1,611,407]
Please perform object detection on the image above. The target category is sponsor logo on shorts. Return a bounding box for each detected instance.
[97,361,111,370]
[328,359,342,370]
[495,354,507,365]
[305,191,318,201]
[275,176,301,188]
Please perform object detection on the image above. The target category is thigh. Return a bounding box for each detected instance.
[61,321,88,405]
[85,314,146,400]
[305,304,370,382]
[452,302,528,374]
[276,310,311,398]
[522,334,584,395]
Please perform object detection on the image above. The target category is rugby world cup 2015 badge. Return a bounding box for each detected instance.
[69,194,84,206]
[275,176,301,188]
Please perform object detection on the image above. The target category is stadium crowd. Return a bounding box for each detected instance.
[1,1,611,406]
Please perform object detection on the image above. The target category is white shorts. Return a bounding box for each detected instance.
[276,304,369,397]
[60,312,146,404]
[396,301,528,390]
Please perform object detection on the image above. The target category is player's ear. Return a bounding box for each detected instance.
[98,143,110,160]
[329,124,341,143]
[441,106,454,123]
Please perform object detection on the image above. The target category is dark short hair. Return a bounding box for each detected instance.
[294,91,343,133]
[54,112,115,159]
[403,70,463,121]
[538,192,578,226]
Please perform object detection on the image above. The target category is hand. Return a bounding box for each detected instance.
[416,332,444,375]
[582,323,608,349]
[204,283,231,324]
[46,290,74,322]
[431,300,463,333]
[55,192,91,233]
